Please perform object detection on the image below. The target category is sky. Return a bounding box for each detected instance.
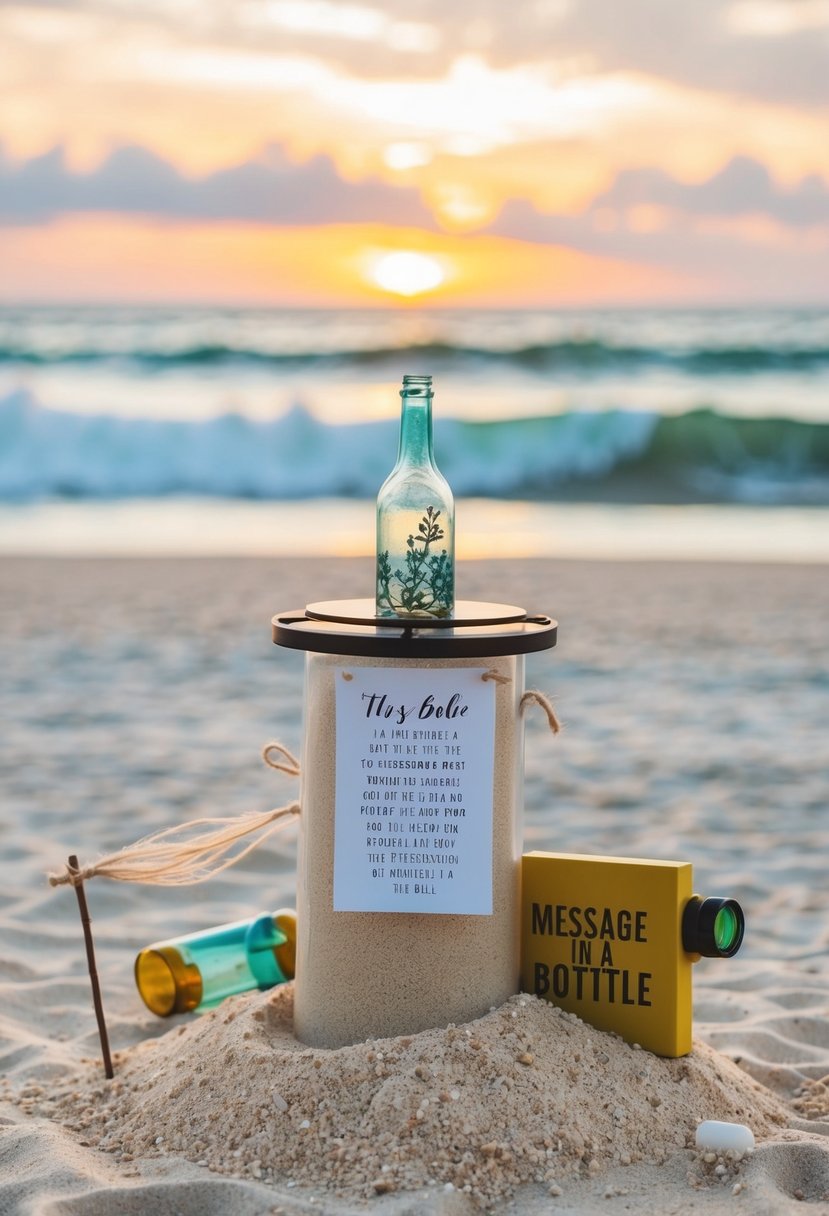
[1,0,828,306]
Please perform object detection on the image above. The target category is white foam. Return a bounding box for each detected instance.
[0,390,660,502]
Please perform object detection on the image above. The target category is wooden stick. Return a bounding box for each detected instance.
[68,854,114,1080]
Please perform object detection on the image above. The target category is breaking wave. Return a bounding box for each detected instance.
[1,392,828,505]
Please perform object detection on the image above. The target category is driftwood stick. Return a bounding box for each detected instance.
[68,854,114,1080]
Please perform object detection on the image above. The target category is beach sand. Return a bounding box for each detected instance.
[1,556,828,1213]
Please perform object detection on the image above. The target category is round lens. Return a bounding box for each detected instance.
[714,906,739,952]
[682,895,745,958]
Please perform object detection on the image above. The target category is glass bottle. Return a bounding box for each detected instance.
[135,909,296,1016]
[375,374,454,618]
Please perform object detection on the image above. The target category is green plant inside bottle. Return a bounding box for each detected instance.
[376,375,455,619]
[377,506,454,618]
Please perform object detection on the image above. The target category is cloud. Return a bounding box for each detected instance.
[592,156,829,228]
[490,155,829,245]
[487,155,829,297]
[5,0,828,108]
[0,142,436,227]
[550,0,829,108]
[155,0,829,107]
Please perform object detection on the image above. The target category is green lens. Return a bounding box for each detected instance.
[682,895,744,958]
[714,906,739,952]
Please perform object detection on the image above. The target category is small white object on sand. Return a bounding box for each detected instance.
[695,1120,755,1153]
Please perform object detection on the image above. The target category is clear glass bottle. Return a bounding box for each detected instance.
[376,374,454,618]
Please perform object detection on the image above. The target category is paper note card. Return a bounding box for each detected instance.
[334,665,496,914]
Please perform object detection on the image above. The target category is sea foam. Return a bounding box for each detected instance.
[1,390,827,505]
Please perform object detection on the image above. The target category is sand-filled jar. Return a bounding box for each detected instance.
[272,600,557,1048]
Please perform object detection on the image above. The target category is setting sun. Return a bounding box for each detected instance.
[370,251,446,298]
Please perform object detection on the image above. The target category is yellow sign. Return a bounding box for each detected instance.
[521,852,695,1057]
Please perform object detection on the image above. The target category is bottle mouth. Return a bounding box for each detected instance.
[135,945,203,1016]
[401,374,432,397]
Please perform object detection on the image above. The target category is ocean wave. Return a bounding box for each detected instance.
[1,392,827,505]
[2,338,829,374]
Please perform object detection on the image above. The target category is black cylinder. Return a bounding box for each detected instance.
[682,896,745,958]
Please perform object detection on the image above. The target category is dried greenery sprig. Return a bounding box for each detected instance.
[377,506,453,618]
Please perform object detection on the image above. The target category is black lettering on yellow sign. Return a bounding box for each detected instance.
[534,962,652,1007]
[531,902,651,1008]
[531,902,648,942]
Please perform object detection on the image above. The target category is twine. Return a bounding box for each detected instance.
[520,689,562,734]
[48,742,301,889]
[262,741,301,776]
[480,670,561,734]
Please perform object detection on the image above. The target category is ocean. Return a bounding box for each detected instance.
[1,304,827,560]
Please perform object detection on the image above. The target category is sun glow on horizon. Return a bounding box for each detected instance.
[0,217,686,307]
[369,251,447,297]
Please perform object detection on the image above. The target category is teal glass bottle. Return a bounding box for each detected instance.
[376,374,454,619]
[135,909,296,1016]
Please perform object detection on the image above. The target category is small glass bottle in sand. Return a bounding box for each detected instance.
[135,910,296,1016]
[376,374,454,619]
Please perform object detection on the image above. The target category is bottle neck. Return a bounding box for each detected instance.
[397,389,435,467]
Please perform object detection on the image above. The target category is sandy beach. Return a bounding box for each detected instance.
[1,555,828,1213]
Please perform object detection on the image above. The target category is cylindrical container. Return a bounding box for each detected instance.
[135,909,296,1016]
[273,600,556,1047]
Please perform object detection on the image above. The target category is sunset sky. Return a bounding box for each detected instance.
[1,0,828,306]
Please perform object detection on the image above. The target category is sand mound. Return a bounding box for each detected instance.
[24,987,791,1207]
